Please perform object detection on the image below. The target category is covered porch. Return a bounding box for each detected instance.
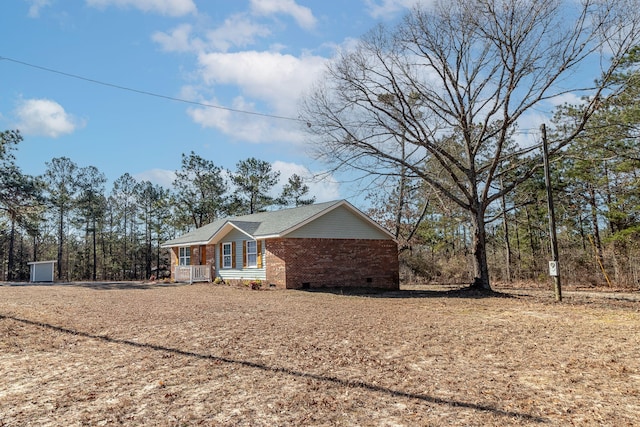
[174,264,212,284]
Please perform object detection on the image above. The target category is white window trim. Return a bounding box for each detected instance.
[246,240,257,268]
[222,242,233,269]
[179,247,190,266]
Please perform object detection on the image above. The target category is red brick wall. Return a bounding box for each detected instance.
[169,247,179,280]
[205,244,216,279]
[265,238,287,287]
[265,238,399,290]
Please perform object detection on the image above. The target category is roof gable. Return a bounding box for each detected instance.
[284,204,392,240]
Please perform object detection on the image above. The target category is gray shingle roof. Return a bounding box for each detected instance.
[161,200,346,247]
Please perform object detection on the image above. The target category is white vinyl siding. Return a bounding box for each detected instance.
[215,238,266,282]
[286,205,391,239]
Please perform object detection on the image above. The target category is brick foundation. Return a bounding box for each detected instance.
[265,238,399,290]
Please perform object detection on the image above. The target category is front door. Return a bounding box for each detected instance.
[200,245,207,265]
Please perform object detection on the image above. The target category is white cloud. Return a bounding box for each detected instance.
[134,168,176,188]
[148,2,326,144]
[250,0,316,30]
[152,15,271,54]
[512,94,585,148]
[272,160,341,202]
[151,3,315,53]
[186,49,328,144]
[205,14,271,52]
[364,0,435,19]
[86,0,196,16]
[25,0,52,18]
[513,111,548,149]
[187,95,305,144]
[14,98,84,138]
[548,92,583,107]
[152,23,202,53]
[196,50,327,116]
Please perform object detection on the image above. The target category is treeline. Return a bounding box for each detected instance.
[367,150,640,288]
[364,51,640,289]
[0,142,314,282]
[2,122,638,287]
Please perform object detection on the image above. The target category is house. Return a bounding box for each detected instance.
[161,200,399,290]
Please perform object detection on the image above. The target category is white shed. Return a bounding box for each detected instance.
[28,260,55,282]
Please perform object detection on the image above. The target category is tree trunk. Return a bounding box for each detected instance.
[395,169,406,240]
[146,222,152,280]
[18,234,26,281]
[7,218,16,281]
[524,205,537,277]
[578,209,587,252]
[470,208,491,290]
[92,216,97,281]
[588,185,605,277]
[123,209,128,280]
[501,179,512,282]
[32,234,37,263]
[57,206,64,280]
[514,210,522,278]
[156,238,161,280]
[85,221,91,280]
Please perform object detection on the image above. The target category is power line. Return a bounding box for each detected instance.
[0,55,551,133]
[0,55,303,123]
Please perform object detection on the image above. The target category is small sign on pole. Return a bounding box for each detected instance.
[548,261,559,277]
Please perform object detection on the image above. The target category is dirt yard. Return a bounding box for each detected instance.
[0,282,638,426]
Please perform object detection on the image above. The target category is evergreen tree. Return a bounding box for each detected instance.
[42,157,79,281]
[173,152,226,228]
[277,174,315,207]
[111,173,139,280]
[136,181,171,279]
[230,157,280,214]
[75,166,107,280]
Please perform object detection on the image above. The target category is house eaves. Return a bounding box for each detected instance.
[160,199,395,248]
[160,218,227,248]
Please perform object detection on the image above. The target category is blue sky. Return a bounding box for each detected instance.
[1,0,424,203]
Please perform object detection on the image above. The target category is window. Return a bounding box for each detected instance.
[222,242,233,269]
[179,247,190,266]
[246,240,257,267]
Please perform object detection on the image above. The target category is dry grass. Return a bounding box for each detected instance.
[0,282,639,426]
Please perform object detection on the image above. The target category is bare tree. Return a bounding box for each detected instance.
[301,0,640,290]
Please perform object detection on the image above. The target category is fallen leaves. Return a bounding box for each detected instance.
[0,282,638,426]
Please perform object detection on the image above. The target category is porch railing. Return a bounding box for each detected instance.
[175,264,212,284]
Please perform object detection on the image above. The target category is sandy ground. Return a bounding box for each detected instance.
[0,281,638,426]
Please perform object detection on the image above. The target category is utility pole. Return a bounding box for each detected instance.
[541,124,562,302]
[500,177,512,283]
